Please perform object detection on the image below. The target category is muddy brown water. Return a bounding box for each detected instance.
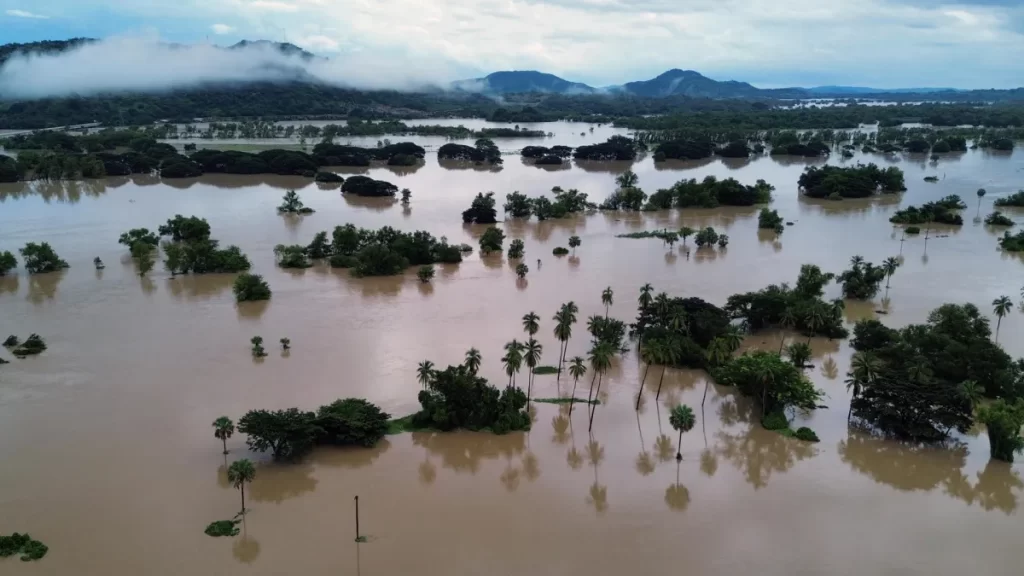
[2,124,1024,575]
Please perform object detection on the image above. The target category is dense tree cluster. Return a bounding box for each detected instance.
[311,141,425,166]
[233,273,272,302]
[189,148,317,175]
[985,212,1015,227]
[769,132,831,157]
[462,192,499,224]
[0,156,21,182]
[889,195,966,225]
[715,140,751,158]
[645,176,774,209]
[573,136,637,161]
[725,264,848,339]
[411,363,530,434]
[238,398,390,460]
[18,242,69,274]
[838,256,887,300]
[327,223,462,276]
[0,250,16,275]
[631,290,732,369]
[994,191,1024,208]
[521,145,573,159]
[799,164,907,199]
[758,208,785,232]
[850,303,1024,441]
[158,215,251,275]
[978,401,1024,462]
[479,227,506,254]
[340,175,398,197]
[438,138,503,164]
[998,229,1024,252]
[713,351,823,416]
[654,138,715,161]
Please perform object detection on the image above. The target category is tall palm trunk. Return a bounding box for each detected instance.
[222,437,228,455]
[996,317,1003,342]
[585,371,598,407]
[569,376,580,416]
[240,484,246,515]
[635,363,651,410]
[701,380,709,407]
[589,371,604,431]
[655,366,668,401]
[527,370,533,403]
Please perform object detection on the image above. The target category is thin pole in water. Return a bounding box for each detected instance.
[354,495,360,542]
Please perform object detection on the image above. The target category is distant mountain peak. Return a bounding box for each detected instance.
[452,70,596,94]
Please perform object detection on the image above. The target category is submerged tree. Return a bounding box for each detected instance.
[669,405,696,461]
[480,227,506,254]
[130,242,155,277]
[277,190,315,214]
[417,264,435,283]
[508,239,525,259]
[250,336,267,358]
[227,459,256,515]
[568,356,587,416]
[515,263,529,279]
[569,235,581,255]
[233,273,272,302]
[882,256,901,289]
[0,251,17,276]
[213,416,235,455]
[978,400,1024,462]
[19,242,69,274]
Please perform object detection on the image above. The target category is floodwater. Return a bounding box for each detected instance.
[1,122,1024,575]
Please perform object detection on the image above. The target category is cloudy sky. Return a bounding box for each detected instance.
[3,0,1024,89]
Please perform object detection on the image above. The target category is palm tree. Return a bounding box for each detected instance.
[601,287,614,318]
[615,169,638,189]
[755,363,776,418]
[779,307,797,353]
[722,327,743,353]
[417,360,434,389]
[554,302,578,377]
[669,405,696,461]
[804,304,826,343]
[850,255,865,267]
[568,356,587,416]
[960,380,983,411]
[977,188,986,217]
[227,459,256,515]
[993,296,1013,342]
[638,283,654,312]
[524,338,543,402]
[786,342,812,370]
[654,338,679,401]
[636,341,658,410]
[882,256,900,289]
[522,311,540,338]
[705,337,730,367]
[464,348,481,374]
[213,416,235,455]
[587,343,614,431]
[503,340,524,388]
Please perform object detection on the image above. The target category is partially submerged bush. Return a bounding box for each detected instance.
[13,334,46,356]
[985,212,1015,227]
[0,532,49,561]
[3,335,18,347]
[204,519,241,537]
[552,246,569,256]
[233,273,272,302]
[794,427,820,442]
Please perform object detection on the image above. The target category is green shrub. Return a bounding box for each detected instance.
[552,246,569,256]
[0,532,48,561]
[13,333,46,356]
[233,273,272,302]
[761,411,789,431]
[985,212,1015,227]
[204,519,241,537]
[794,427,820,442]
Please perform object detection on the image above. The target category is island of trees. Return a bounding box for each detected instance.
[798,164,907,199]
[889,195,966,226]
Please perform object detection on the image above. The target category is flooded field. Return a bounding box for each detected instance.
[1,122,1024,575]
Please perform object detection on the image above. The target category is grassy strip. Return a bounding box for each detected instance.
[616,231,670,239]
[532,365,558,375]
[532,397,601,405]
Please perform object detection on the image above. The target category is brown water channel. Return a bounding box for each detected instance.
[1,124,1024,575]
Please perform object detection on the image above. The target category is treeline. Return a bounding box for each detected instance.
[646,176,774,209]
[280,224,465,276]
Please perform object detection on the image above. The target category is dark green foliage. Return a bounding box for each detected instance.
[274,244,312,268]
[655,138,715,160]
[794,427,820,442]
[994,191,1024,208]
[978,401,1024,462]
[761,411,789,431]
[905,226,921,235]
[508,239,525,259]
[462,192,499,224]
[277,190,314,214]
[838,257,887,300]
[438,139,502,164]
[417,264,435,283]
[12,333,46,356]
[716,140,750,158]
[313,141,424,165]
[159,215,211,242]
[573,136,636,161]
[19,242,68,274]
[553,247,569,255]
[758,208,784,230]
[515,263,529,278]
[645,176,773,209]
[341,175,398,197]
[314,171,344,183]
[713,351,823,414]
[588,316,628,350]
[521,145,573,159]
[504,192,532,218]
[0,532,48,561]
[601,187,647,211]
[118,228,159,248]
[130,241,155,277]
[986,138,1014,151]
[799,164,906,198]
[999,230,1024,252]
[694,227,720,248]
[930,140,951,154]
[233,273,272,302]
[3,335,18,347]
[631,294,731,368]
[850,304,1020,441]
[306,232,331,259]
[411,364,530,434]
[532,365,558,375]
[160,155,203,178]
[890,196,965,225]
[770,141,831,157]
[327,224,462,276]
[985,212,1015,227]
[905,139,931,153]
[532,396,599,405]
[0,251,16,276]
[480,227,505,253]
[189,148,318,175]
[0,156,22,182]
[315,398,391,448]
[204,519,241,537]
[238,407,321,460]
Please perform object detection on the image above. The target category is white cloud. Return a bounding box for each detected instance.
[5,9,49,19]
[247,0,299,12]
[210,23,235,34]
[294,35,340,52]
